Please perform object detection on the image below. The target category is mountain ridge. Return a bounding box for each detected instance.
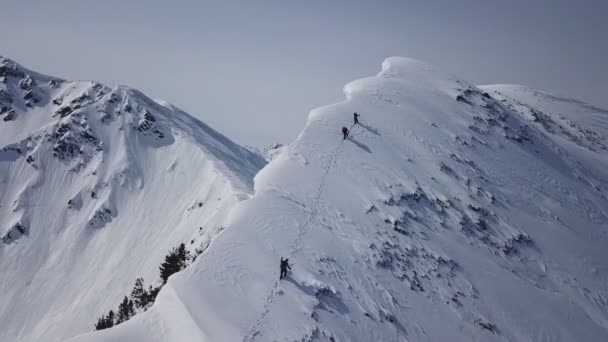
[67,57,608,342]
[0,55,266,342]
[2,55,608,342]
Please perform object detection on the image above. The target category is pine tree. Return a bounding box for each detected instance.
[106,310,115,328]
[128,299,135,317]
[148,285,160,303]
[159,250,179,283]
[94,316,106,330]
[117,296,132,323]
[131,277,149,309]
[159,243,190,283]
[176,242,190,268]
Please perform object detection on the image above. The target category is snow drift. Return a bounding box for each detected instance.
[67,57,608,342]
[0,56,266,342]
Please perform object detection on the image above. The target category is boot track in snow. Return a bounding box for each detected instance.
[242,125,354,342]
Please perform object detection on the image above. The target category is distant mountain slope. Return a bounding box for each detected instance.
[480,84,608,203]
[481,84,608,151]
[0,56,266,342]
[70,57,608,342]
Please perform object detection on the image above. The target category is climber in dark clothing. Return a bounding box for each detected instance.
[280,258,291,279]
[342,126,350,140]
[353,112,360,125]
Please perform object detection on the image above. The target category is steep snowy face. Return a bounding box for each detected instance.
[74,57,608,342]
[0,56,266,342]
[480,84,608,152]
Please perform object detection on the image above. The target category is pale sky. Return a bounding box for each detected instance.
[1,0,606,147]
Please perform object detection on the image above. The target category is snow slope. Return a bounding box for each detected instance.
[8,57,608,342]
[67,57,608,342]
[0,56,266,342]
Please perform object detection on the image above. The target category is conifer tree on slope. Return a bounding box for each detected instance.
[176,242,190,268]
[106,310,115,327]
[94,316,109,331]
[131,277,149,309]
[148,284,161,302]
[159,243,190,283]
[116,296,135,324]
[94,310,115,330]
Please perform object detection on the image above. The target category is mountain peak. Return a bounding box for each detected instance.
[0,55,24,76]
[381,56,439,75]
[3,55,608,342]
[66,57,608,342]
[0,57,266,342]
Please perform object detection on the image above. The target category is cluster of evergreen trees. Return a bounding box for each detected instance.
[94,243,190,331]
[94,296,136,330]
[160,243,190,283]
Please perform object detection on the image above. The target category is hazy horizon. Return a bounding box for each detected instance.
[2,0,606,146]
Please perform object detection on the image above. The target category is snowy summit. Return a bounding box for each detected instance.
[0,56,266,342]
[2,56,608,342]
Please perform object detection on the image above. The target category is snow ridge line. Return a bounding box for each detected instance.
[242,126,351,342]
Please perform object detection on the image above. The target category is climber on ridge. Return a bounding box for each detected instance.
[280,258,292,279]
[342,126,350,140]
[353,112,360,125]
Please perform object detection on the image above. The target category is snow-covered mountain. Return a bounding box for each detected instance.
[0,56,266,342]
[63,57,608,342]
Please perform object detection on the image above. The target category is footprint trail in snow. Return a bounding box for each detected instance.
[243,125,353,342]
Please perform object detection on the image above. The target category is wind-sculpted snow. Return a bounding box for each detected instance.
[68,57,608,342]
[0,56,266,342]
[481,85,608,152]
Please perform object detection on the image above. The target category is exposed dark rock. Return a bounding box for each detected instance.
[0,143,22,154]
[475,319,498,333]
[456,95,471,105]
[88,207,115,228]
[439,161,458,178]
[50,120,99,162]
[0,60,25,78]
[2,223,29,244]
[3,110,16,121]
[49,79,63,88]
[143,110,155,122]
[19,75,36,90]
[23,90,35,100]
[366,205,378,214]
[136,110,165,139]
[55,106,73,118]
[52,139,79,159]
[501,233,532,255]
[70,93,90,105]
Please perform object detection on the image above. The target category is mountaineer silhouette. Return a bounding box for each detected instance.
[342,126,350,140]
[279,258,291,280]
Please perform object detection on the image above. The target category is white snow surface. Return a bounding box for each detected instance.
[0,56,266,342]
[64,57,608,342]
